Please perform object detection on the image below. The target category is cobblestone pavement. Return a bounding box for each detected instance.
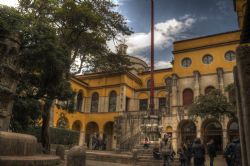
[86,155,227,166]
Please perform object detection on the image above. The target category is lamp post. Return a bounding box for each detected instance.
[149,0,155,115]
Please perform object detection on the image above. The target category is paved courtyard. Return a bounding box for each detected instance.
[86,155,227,166]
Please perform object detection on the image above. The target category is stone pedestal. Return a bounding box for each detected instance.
[67,146,86,166]
[0,131,60,166]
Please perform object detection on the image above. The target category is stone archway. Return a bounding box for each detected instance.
[103,121,114,150]
[177,120,197,147]
[202,119,223,152]
[85,122,99,149]
[72,120,82,132]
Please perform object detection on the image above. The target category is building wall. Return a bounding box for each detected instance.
[52,31,240,150]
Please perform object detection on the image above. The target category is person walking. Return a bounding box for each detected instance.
[160,134,173,166]
[230,137,242,166]
[186,140,193,166]
[224,141,233,166]
[178,143,188,166]
[192,138,205,166]
[207,139,217,166]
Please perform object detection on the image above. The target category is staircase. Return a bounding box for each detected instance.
[134,144,163,166]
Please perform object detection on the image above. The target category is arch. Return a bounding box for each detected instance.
[108,91,117,112]
[76,90,83,112]
[205,86,215,95]
[103,121,114,150]
[182,88,194,106]
[157,90,167,98]
[90,92,99,113]
[72,120,82,131]
[202,119,223,152]
[177,120,197,145]
[138,92,148,99]
[227,120,239,141]
[56,113,69,129]
[85,122,99,148]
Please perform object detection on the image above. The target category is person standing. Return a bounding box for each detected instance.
[207,139,217,166]
[230,137,242,166]
[224,141,233,166]
[192,138,205,166]
[178,143,188,166]
[160,134,173,166]
[186,140,193,165]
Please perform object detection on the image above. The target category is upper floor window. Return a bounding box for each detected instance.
[147,79,152,88]
[76,90,83,112]
[183,88,194,106]
[90,92,99,113]
[225,51,236,61]
[108,91,117,112]
[181,58,192,68]
[139,99,148,111]
[205,86,215,95]
[159,97,166,110]
[202,54,213,64]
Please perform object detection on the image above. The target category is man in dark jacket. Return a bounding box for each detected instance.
[230,137,242,166]
[207,139,217,166]
[192,138,205,166]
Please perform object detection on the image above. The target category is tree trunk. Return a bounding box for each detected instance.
[41,99,53,154]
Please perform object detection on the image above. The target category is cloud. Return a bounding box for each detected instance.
[155,61,172,69]
[122,15,196,54]
[0,0,18,7]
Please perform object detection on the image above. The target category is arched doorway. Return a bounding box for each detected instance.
[56,113,69,129]
[103,122,114,150]
[203,120,223,152]
[228,120,239,141]
[72,120,82,132]
[178,120,196,146]
[85,122,99,149]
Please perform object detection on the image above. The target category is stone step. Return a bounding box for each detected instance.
[0,155,61,166]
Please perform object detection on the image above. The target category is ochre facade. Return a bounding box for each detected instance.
[52,30,241,152]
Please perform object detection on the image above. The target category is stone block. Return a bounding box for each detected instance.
[0,131,37,156]
[67,146,86,166]
[56,145,65,160]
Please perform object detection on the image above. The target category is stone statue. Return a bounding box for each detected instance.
[0,34,20,131]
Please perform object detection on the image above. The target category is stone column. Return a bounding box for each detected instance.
[222,130,228,149]
[235,1,250,163]
[234,67,248,166]
[171,74,179,115]
[172,131,177,153]
[79,131,85,146]
[193,71,200,98]
[120,85,126,112]
[217,68,225,94]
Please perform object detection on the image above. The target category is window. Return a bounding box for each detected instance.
[76,90,83,112]
[147,79,152,88]
[183,89,194,106]
[225,51,236,61]
[205,86,215,95]
[90,92,99,112]
[165,77,172,87]
[108,91,117,112]
[202,54,213,64]
[139,99,148,111]
[159,97,166,110]
[181,58,192,67]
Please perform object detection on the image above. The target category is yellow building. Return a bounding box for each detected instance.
[52,29,242,152]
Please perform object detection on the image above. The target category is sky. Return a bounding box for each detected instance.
[1,0,239,69]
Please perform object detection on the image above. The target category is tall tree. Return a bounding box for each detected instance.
[189,89,235,119]
[18,0,133,74]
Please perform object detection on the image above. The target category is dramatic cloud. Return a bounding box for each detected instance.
[0,0,18,7]
[155,61,172,69]
[124,15,196,54]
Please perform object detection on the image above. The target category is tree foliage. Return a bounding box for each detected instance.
[18,0,133,74]
[189,89,236,119]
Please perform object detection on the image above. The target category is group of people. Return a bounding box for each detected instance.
[90,134,106,150]
[150,134,242,166]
